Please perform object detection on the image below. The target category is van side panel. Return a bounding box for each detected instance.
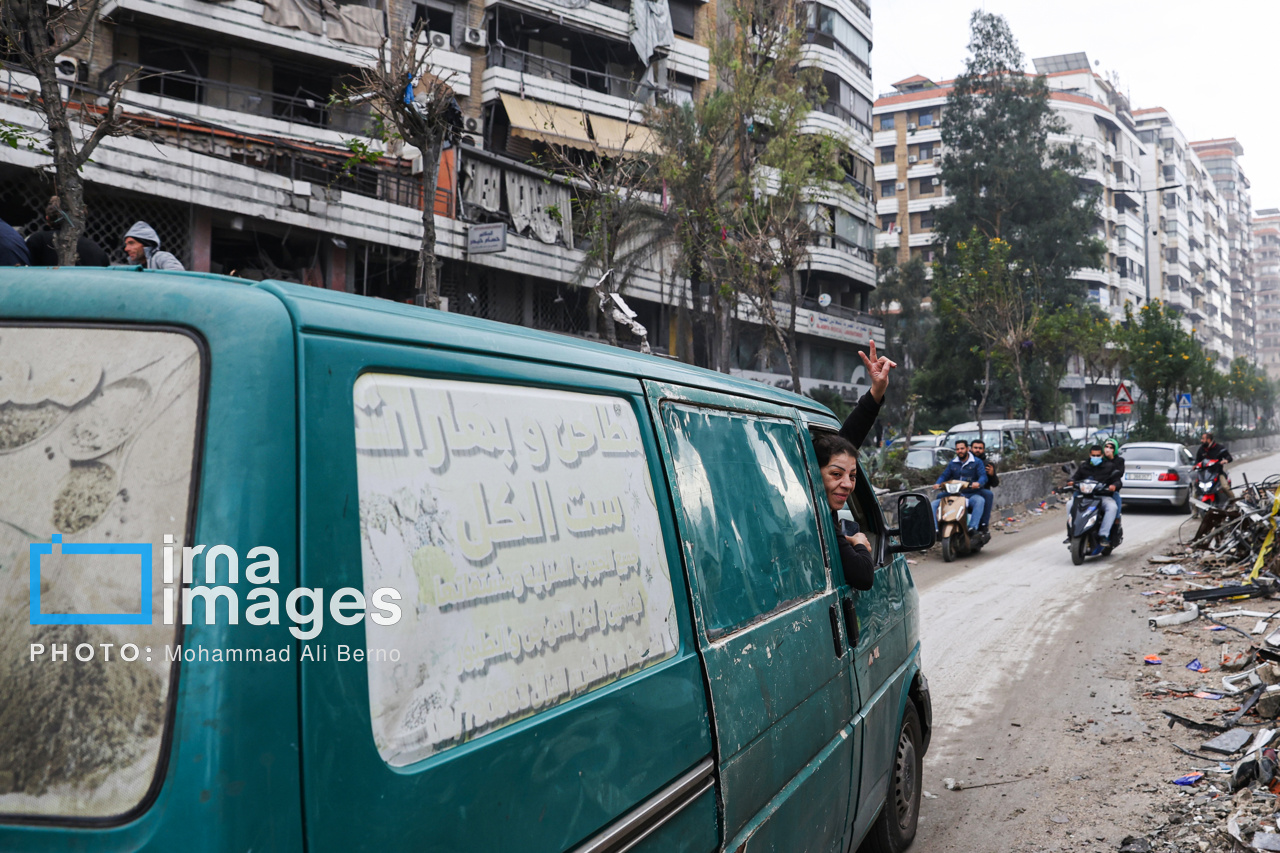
[0,272,303,852]
[294,336,715,853]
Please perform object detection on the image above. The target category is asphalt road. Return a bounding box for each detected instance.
[910,451,1280,852]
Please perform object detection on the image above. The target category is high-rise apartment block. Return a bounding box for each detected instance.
[873,53,1253,372]
[1191,139,1254,363]
[872,54,1148,316]
[1253,209,1280,376]
[0,0,880,398]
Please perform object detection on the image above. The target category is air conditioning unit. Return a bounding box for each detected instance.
[464,27,487,48]
[895,182,905,191]
[463,115,483,135]
[907,122,917,130]
[429,30,450,49]
[54,58,78,82]
[907,155,918,164]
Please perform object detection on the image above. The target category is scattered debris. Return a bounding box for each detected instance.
[1171,772,1204,785]
[1203,728,1254,755]
[1187,658,1210,673]
[1144,654,1165,665]
[1117,837,1152,853]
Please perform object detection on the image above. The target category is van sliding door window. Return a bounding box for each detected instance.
[352,375,679,767]
[0,326,202,820]
[662,405,826,637]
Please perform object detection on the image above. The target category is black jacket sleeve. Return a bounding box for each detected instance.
[839,391,882,449]
[838,538,875,590]
[984,460,999,488]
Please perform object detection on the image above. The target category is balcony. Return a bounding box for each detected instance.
[99,61,374,136]
[808,233,875,286]
[100,0,379,68]
[483,44,648,122]
[814,101,871,140]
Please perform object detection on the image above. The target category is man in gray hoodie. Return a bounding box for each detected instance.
[123,221,185,270]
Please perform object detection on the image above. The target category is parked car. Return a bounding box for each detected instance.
[907,433,948,448]
[0,267,937,853]
[905,446,956,470]
[1041,422,1076,449]
[944,420,1051,461]
[1118,442,1194,511]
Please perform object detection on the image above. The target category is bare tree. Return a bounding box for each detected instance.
[534,123,671,347]
[353,21,459,308]
[2,0,134,265]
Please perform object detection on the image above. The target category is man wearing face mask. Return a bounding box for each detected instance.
[1066,445,1118,555]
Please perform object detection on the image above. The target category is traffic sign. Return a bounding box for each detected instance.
[1114,384,1133,404]
[1116,403,1132,415]
[1177,393,1193,409]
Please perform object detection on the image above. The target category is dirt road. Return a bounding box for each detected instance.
[911,451,1280,852]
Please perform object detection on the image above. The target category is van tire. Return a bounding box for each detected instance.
[862,703,923,853]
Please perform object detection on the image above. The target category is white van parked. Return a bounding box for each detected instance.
[944,420,1051,461]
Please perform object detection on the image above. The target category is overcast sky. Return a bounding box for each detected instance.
[871,1,1280,211]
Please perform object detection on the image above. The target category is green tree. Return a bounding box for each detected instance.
[872,248,934,432]
[649,0,844,376]
[1120,300,1200,436]
[932,230,1043,435]
[936,11,1103,303]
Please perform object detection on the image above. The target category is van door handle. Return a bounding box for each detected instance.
[841,595,858,649]
[829,603,845,659]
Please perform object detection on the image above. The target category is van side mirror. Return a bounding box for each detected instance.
[889,492,936,553]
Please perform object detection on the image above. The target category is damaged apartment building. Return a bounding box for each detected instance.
[0,0,883,399]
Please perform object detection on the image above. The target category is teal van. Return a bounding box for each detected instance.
[0,269,934,853]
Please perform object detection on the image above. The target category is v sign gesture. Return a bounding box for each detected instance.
[858,340,898,403]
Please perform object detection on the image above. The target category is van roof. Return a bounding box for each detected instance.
[946,420,1045,432]
[0,268,837,419]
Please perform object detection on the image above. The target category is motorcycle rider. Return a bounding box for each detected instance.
[932,439,986,536]
[971,438,998,534]
[1066,445,1118,555]
[1194,432,1234,498]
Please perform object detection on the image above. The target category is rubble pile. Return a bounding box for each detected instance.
[1125,477,1280,851]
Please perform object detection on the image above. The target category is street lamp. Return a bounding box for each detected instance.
[1117,183,1181,304]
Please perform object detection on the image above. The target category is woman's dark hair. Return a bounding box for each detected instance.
[814,433,857,467]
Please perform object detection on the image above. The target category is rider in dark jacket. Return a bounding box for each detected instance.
[1193,432,1233,499]
[1194,432,1233,466]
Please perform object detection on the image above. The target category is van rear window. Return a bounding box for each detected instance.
[0,326,201,820]
[352,375,678,767]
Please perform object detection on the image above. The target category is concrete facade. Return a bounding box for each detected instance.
[0,0,882,399]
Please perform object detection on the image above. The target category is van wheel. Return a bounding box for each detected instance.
[862,703,923,853]
[1070,536,1086,566]
[941,535,955,563]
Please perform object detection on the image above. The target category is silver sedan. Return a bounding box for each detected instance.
[1118,442,1194,511]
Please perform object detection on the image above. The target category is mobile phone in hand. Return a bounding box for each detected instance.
[840,518,860,537]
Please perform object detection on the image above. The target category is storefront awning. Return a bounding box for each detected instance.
[501,94,593,150]
[588,114,658,155]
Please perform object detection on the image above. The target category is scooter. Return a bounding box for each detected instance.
[1191,459,1230,513]
[935,480,988,562]
[1059,478,1124,565]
